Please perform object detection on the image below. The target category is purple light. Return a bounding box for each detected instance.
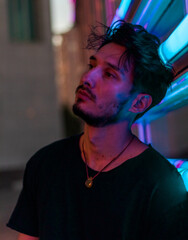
[143,0,164,31]
[138,123,145,142]
[186,0,188,14]
[175,160,184,168]
[144,23,148,29]
[146,123,152,144]
[111,0,131,25]
[136,0,152,25]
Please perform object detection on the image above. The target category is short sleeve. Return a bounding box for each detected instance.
[7,157,39,237]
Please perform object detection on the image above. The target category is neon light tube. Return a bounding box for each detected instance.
[136,72,188,123]
[159,14,188,64]
[168,159,188,191]
[180,169,188,191]
[136,0,152,25]
[131,0,171,29]
[111,0,131,25]
[168,159,188,169]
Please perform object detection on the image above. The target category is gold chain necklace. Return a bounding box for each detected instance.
[82,136,134,188]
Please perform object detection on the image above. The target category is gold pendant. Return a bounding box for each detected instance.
[85,177,93,188]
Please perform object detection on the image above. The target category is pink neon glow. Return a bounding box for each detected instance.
[175,160,184,168]
[144,22,148,29]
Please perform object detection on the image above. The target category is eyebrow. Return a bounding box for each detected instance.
[89,55,124,74]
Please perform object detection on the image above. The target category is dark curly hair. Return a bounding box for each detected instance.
[86,20,174,121]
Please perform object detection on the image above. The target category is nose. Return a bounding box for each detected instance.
[81,67,100,88]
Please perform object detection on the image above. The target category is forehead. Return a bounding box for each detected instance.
[93,43,134,84]
[94,43,126,65]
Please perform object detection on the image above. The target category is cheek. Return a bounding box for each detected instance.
[117,92,129,102]
[96,88,128,111]
[97,99,120,112]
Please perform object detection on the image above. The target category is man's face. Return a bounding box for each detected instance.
[73,42,134,127]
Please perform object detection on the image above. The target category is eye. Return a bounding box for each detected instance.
[88,64,93,70]
[105,71,116,79]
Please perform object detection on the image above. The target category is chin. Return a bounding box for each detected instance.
[72,103,119,127]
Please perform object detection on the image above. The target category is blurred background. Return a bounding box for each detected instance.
[0,0,188,239]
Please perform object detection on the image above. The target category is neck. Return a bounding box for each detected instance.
[80,122,134,171]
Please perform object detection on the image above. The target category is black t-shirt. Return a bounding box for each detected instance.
[7,134,188,240]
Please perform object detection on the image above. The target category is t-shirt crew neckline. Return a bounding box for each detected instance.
[76,133,152,175]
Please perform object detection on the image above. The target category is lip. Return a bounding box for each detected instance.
[76,89,93,101]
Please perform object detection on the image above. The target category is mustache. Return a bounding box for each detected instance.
[75,85,96,100]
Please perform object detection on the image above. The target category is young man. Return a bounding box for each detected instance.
[8,21,187,240]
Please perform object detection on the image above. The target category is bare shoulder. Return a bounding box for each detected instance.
[18,233,39,240]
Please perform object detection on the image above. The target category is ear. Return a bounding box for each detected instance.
[129,93,152,113]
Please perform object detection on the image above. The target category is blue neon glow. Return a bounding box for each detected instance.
[111,0,131,25]
[137,72,188,123]
[178,169,188,191]
[166,84,188,99]
[159,14,188,63]
[168,159,188,191]
[143,0,163,28]
[136,0,152,25]
[162,72,188,101]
